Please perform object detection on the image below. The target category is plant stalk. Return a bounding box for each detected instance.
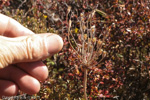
[83,68,88,100]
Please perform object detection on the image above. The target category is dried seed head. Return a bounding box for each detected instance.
[80,12,84,17]
[91,25,95,33]
[80,13,84,21]
[98,49,103,55]
[92,37,97,43]
[97,39,102,45]
[84,34,87,40]
[84,43,88,48]
[103,51,107,56]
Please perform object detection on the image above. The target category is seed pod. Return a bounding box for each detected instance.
[84,43,88,48]
[99,49,103,55]
[97,39,102,46]
[80,12,84,17]
[92,37,97,43]
[91,25,95,33]
[84,34,87,40]
[103,51,107,56]
[80,13,84,21]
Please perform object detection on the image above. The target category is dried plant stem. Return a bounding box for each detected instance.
[83,68,88,100]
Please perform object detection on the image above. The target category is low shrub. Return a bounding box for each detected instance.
[1,0,150,99]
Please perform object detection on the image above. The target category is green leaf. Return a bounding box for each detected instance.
[116,54,123,58]
[58,68,64,72]
[95,9,108,18]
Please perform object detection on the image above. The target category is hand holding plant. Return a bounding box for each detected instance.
[0,14,63,97]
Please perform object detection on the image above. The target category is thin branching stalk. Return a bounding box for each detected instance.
[68,8,108,100]
[83,68,88,100]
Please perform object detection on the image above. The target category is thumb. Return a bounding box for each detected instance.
[0,33,63,68]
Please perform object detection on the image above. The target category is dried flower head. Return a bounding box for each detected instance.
[84,34,87,40]
[68,8,109,100]
[98,39,102,46]
[92,37,97,43]
[68,9,108,68]
[91,25,96,33]
[98,49,103,55]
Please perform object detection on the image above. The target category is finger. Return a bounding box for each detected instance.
[0,14,48,81]
[0,33,63,68]
[0,66,40,95]
[0,14,34,37]
[0,80,18,98]
[17,62,48,82]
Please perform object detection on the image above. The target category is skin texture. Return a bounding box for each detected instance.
[0,14,63,97]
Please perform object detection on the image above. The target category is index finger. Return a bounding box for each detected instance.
[0,14,34,37]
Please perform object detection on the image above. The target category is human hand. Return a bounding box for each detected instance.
[0,14,63,97]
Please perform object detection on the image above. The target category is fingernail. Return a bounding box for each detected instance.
[47,34,63,54]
